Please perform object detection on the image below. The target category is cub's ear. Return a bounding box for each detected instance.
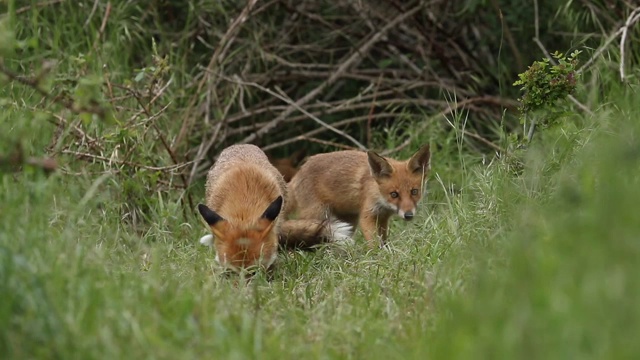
[261,195,283,222]
[407,144,431,174]
[289,149,307,166]
[367,151,393,178]
[198,204,224,225]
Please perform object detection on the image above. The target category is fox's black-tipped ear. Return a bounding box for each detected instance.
[198,203,224,225]
[261,196,283,221]
[367,151,393,178]
[408,144,431,174]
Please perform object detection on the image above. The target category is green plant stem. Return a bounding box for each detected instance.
[527,117,537,143]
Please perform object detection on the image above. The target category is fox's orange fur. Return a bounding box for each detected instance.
[268,149,307,182]
[197,145,352,271]
[198,144,286,270]
[286,144,431,247]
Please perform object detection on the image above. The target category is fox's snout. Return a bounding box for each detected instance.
[392,194,419,221]
[397,207,416,221]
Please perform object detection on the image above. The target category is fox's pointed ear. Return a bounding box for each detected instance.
[367,151,393,178]
[407,144,431,174]
[198,203,224,225]
[290,149,307,166]
[259,197,282,239]
[261,195,283,222]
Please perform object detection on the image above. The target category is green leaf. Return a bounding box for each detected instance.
[134,71,146,83]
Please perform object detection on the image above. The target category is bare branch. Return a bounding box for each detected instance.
[0,63,106,117]
[62,150,194,172]
[16,0,63,14]
[227,76,367,150]
[237,2,426,144]
[619,7,640,82]
[381,96,509,156]
[173,0,259,153]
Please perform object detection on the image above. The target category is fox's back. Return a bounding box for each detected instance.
[206,144,286,224]
[289,150,374,214]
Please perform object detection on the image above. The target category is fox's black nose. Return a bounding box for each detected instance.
[404,211,414,220]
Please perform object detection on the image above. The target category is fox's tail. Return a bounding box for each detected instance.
[279,219,353,249]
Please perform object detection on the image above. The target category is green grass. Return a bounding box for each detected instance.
[2,1,640,359]
[3,95,639,358]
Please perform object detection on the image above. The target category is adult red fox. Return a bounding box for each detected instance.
[197,144,351,271]
[286,144,431,248]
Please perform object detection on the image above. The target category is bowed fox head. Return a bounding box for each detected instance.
[367,144,431,220]
[197,195,283,270]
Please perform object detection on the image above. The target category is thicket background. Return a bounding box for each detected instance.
[4,0,636,222]
[1,0,639,358]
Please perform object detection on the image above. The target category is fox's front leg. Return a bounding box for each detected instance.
[359,211,387,248]
[377,215,391,246]
[359,212,378,248]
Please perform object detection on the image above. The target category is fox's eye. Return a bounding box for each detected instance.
[411,189,419,195]
[390,191,399,198]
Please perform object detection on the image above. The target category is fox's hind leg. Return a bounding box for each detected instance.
[282,193,355,247]
[294,195,331,222]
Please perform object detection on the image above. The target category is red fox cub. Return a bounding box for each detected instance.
[286,144,431,248]
[197,144,285,270]
[268,149,307,182]
[197,144,352,271]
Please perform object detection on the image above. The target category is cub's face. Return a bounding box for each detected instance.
[210,221,279,270]
[197,196,283,271]
[368,144,431,220]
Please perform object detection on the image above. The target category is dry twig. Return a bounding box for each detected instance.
[227,76,367,150]
[62,150,194,172]
[16,0,64,14]
[173,0,259,153]
[237,2,426,145]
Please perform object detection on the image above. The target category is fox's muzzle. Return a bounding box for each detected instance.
[403,211,414,220]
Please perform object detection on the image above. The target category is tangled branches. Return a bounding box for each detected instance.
[174,0,524,179]
[4,0,638,226]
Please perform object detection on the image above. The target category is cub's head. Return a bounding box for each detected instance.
[367,144,431,220]
[268,149,307,183]
[197,195,283,271]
